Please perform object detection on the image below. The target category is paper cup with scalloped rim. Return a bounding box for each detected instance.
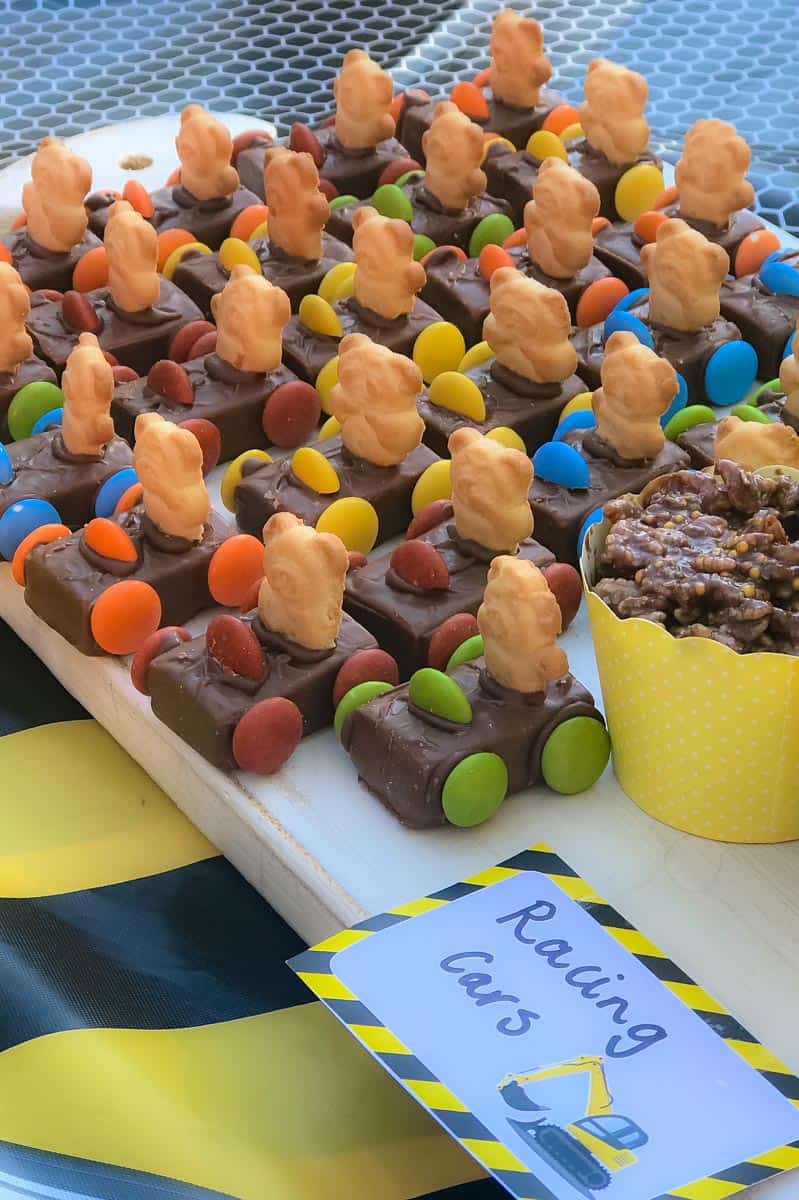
[580,500,799,844]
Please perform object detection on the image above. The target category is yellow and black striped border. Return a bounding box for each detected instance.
[292,843,799,1200]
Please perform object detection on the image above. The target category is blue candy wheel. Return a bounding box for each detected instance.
[0,498,62,560]
[577,507,605,558]
[660,372,688,429]
[95,467,139,518]
[613,286,649,313]
[603,307,655,349]
[0,443,13,486]
[704,341,758,407]
[31,406,64,436]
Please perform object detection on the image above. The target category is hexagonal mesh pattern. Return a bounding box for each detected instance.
[1,0,798,233]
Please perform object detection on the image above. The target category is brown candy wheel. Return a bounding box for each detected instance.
[62,290,101,333]
[390,539,449,590]
[188,330,218,359]
[428,613,480,671]
[131,626,192,694]
[289,122,324,166]
[147,359,194,406]
[542,563,582,632]
[232,697,304,774]
[262,381,322,448]
[332,648,400,708]
[177,418,222,475]
[112,365,139,385]
[206,614,264,680]
[406,499,453,540]
[168,320,215,363]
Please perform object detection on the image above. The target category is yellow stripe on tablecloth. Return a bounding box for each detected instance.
[0,721,214,897]
[0,1003,483,1200]
[666,1179,746,1199]
[750,1145,799,1170]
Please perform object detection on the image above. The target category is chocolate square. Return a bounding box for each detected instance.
[231,133,280,197]
[325,179,512,250]
[24,505,229,655]
[719,250,799,380]
[234,435,438,544]
[342,660,600,828]
[172,233,354,318]
[0,355,58,441]
[27,278,204,377]
[418,359,585,457]
[343,519,554,679]
[396,88,565,165]
[111,355,298,462]
[86,185,262,249]
[528,426,690,566]
[3,431,132,530]
[593,206,763,291]
[281,295,442,384]
[236,127,411,203]
[2,228,104,293]
[570,300,744,398]
[147,612,377,772]
[421,244,611,346]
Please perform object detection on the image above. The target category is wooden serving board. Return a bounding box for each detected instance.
[3,128,799,1155]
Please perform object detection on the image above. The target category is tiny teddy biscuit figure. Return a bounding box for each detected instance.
[675,119,755,230]
[176,104,239,201]
[61,332,114,457]
[640,218,729,333]
[421,102,486,212]
[478,556,568,694]
[592,330,678,462]
[134,412,210,543]
[333,49,395,151]
[714,414,799,472]
[211,264,291,374]
[22,137,91,254]
[579,59,650,166]
[0,262,33,375]
[489,8,552,110]
[264,148,329,260]
[524,158,600,279]
[330,332,424,466]
[105,200,160,313]
[259,512,349,651]
[484,268,577,384]
[449,426,533,552]
[779,319,799,422]
[352,206,426,319]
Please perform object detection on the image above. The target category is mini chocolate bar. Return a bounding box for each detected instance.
[146,513,379,773]
[23,413,226,655]
[113,266,319,462]
[342,555,607,829]
[594,119,763,290]
[325,101,512,250]
[344,427,554,678]
[280,206,441,383]
[719,249,799,381]
[395,10,564,164]
[1,136,102,293]
[173,148,354,317]
[528,330,690,566]
[235,332,438,544]
[27,200,203,377]
[86,107,260,247]
[418,268,585,455]
[0,263,58,438]
[0,356,58,442]
[237,51,410,203]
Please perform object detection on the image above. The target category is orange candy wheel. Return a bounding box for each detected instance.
[230,204,270,242]
[11,524,70,586]
[207,534,265,607]
[502,227,527,250]
[156,228,195,273]
[123,179,154,218]
[11,212,26,231]
[652,183,678,210]
[165,166,181,187]
[471,66,490,89]
[83,517,138,563]
[575,277,630,328]
[90,580,162,655]
[114,482,144,515]
[735,229,782,277]
[478,243,514,280]
[421,244,466,267]
[633,210,668,244]
[450,81,489,120]
[72,246,109,292]
[543,104,581,136]
[0,243,12,265]
[591,216,611,235]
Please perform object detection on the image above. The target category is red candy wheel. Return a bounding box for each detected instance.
[90,580,162,655]
[332,648,399,708]
[207,534,264,607]
[131,625,192,694]
[232,697,303,774]
[262,381,322,448]
[178,418,222,475]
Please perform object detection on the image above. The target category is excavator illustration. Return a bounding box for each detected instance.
[497,1054,648,1196]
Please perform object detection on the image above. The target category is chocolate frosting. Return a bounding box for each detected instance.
[490,360,561,399]
[51,432,103,465]
[171,185,231,213]
[252,616,335,664]
[583,429,648,469]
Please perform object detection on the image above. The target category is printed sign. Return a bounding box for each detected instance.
[290,846,799,1200]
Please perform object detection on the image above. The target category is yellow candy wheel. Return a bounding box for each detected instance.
[614,163,666,222]
[413,322,466,384]
[458,340,494,373]
[291,446,341,494]
[411,459,452,515]
[315,356,339,415]
[219,237,263,274]
[485,426,526,453]
[316,497,379,554]
[428,371,486,421]
[559,122,583,142]
[162,240,211,281]
[525,129,568,162]
[299,293,344,337]
[558,391,594,423]
[248,220,269,241]
[220,449,273,511]
[318,414,342,441]
[318,261,357,304]
[480,135,515,163]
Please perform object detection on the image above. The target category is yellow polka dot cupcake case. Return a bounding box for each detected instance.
[581,517,799,844]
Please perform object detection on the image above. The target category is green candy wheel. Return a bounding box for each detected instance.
[445,634,484,673]
[333,680,393,740]
[441,752,508,828]
[540,716,610,795]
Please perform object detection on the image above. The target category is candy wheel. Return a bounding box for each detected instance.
[442,752,508,827]
[232,697,304,775]
[334,680,394,739]
[90,580,162,655]
[703,340,758,407]
[95,467,139,518]
[540,715,610,795]
[0,498,62,560]
[262,381,321,447]
[207,534,264,607]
